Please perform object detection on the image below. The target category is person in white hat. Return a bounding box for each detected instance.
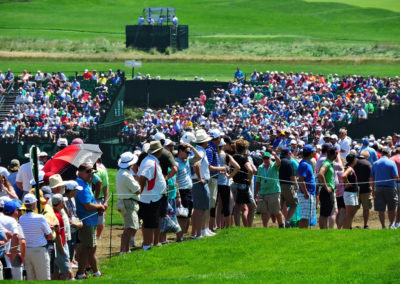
[19,193,53,281]
[16,150,42,194]
[137,141,166,250]
[191,129,214,238]
[56,138,68,151]
[49,174,66,195]
[115,152,140,254]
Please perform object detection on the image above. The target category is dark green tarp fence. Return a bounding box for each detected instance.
[124,80,229,108]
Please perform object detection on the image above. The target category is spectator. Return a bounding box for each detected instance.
[342,153,359,229]
[75,163,104,279]
[370,147,398,229]
[115,152,140,254]
[19,193,53,281]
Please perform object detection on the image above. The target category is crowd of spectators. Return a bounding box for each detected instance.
[119,69,400,145]
[0,68,123,144]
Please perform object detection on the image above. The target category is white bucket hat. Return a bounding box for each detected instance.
[195,129,211,144]
[49,174,66,189]
[118,152,138,169]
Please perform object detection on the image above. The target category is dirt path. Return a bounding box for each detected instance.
[96,209,384,261]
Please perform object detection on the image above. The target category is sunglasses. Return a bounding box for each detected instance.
[263,157,270,160]
[85,169,94,173]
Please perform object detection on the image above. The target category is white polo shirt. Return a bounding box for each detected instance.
[16,162,33,192]
[19,211,52,247]
[195,145,210,180]
[138,154,166,204]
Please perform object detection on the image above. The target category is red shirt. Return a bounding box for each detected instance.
[54,208,66,246]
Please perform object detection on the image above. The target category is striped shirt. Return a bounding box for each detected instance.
[19,211,52,247]
[175,158,193,190]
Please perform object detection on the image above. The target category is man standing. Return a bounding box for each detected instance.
[297,145,317,228]
[207,129,227,231]
[95,159,109,239]
[359,138,378,164]
[318,146,338,229]
[255,151,283,228]
[370,147,399,229]
[137,141,167,250]
[116,152,140,254]
[75,163,105,279]
[354,150,373,229]
[19,193,53,281]
[390,147,400,228]
[279,148,298,227]
[338,128,352,159]
[192,130,213,238]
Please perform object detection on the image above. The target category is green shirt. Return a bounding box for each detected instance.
[321,159,335,191]
[256,162,280,194]
[96,164,109,198]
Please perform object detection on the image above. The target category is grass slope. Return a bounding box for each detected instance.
[95,228,400,282]
[0,0,400,57]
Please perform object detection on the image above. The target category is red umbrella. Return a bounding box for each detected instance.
[43,144,102,181]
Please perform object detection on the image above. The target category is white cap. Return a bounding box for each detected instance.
[39,151,48,157]
[57,138,68,147]
[23,193,38,205]
[142,143,150,153]
[164,139,175,146]
[30,170,45,186]
[153,132,166,141]
[180,132,196,144]
[0,196,12,208]
[209,129,221,139]
[290,140,297,145]
[65,180,83,191]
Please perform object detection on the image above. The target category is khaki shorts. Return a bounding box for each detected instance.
[280,184,299,208]
[359,192,373,210]
[78,225,97,248]
[208,178,218,209]
[257,193,281,215]
[115,199,140,230]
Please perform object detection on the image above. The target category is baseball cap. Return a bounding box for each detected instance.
[57,138,68,147]
[65,180,83,191]
[153,132,166,141]
[262,152,272,158]
[164,139,175,146]
[41,186,53,198]
[23,193,37,205]
[362,138,369,145]
[51,194,64,206]
[209,129,221,139]
[4,201,18,215]
[303,144,315,153]
[281,147,291,155]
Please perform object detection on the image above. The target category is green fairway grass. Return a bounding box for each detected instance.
[95,228,400,282]
[1,60,399,82]
[305,0,400,13]
[1,0,400,58]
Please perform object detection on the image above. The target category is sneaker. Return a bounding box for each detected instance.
[395,222,400,228]
[201,229,214,237]
[154,243,162,247]
[278,223,285,229]
[206,229,216,236]
[190,235,202,240]
[285,221,291,228]
[143,245,151,251]
[389,224,396,229]
[364,225,370,229]
[93,271,102,277]
[76,274,87,280]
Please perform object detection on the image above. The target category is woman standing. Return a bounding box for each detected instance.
[0,174,18,199]
[335,157,346,229]
[342,153,359,229]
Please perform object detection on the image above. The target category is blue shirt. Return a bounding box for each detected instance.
[371,156,398,188]
[175,158,193,190]
[297,159,316,195]
[206,142,219,178]
[359,146,378,164]
[75,177,98,226]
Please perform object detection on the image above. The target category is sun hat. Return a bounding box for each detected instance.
[118,152,138,169]
[23,193,37,205]
[49,174,66,189]
[148,141,163,155]
[51,194,64,206]
[180,132,196,144]
[195,129,211,144]
[65,180,83,191]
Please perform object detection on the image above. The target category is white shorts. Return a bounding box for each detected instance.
[343,191,359,206]
[298,193,316,220]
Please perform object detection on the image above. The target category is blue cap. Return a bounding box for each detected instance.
[4,201,18,215]
[362,138,369,145]
[281,147,291,155]
[303,144,315,153]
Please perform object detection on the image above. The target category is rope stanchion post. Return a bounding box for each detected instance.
[109,192,114,260]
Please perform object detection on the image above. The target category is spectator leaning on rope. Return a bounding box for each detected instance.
[75,163,104,279]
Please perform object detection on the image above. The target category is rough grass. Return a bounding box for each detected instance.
[93,228,400,282]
